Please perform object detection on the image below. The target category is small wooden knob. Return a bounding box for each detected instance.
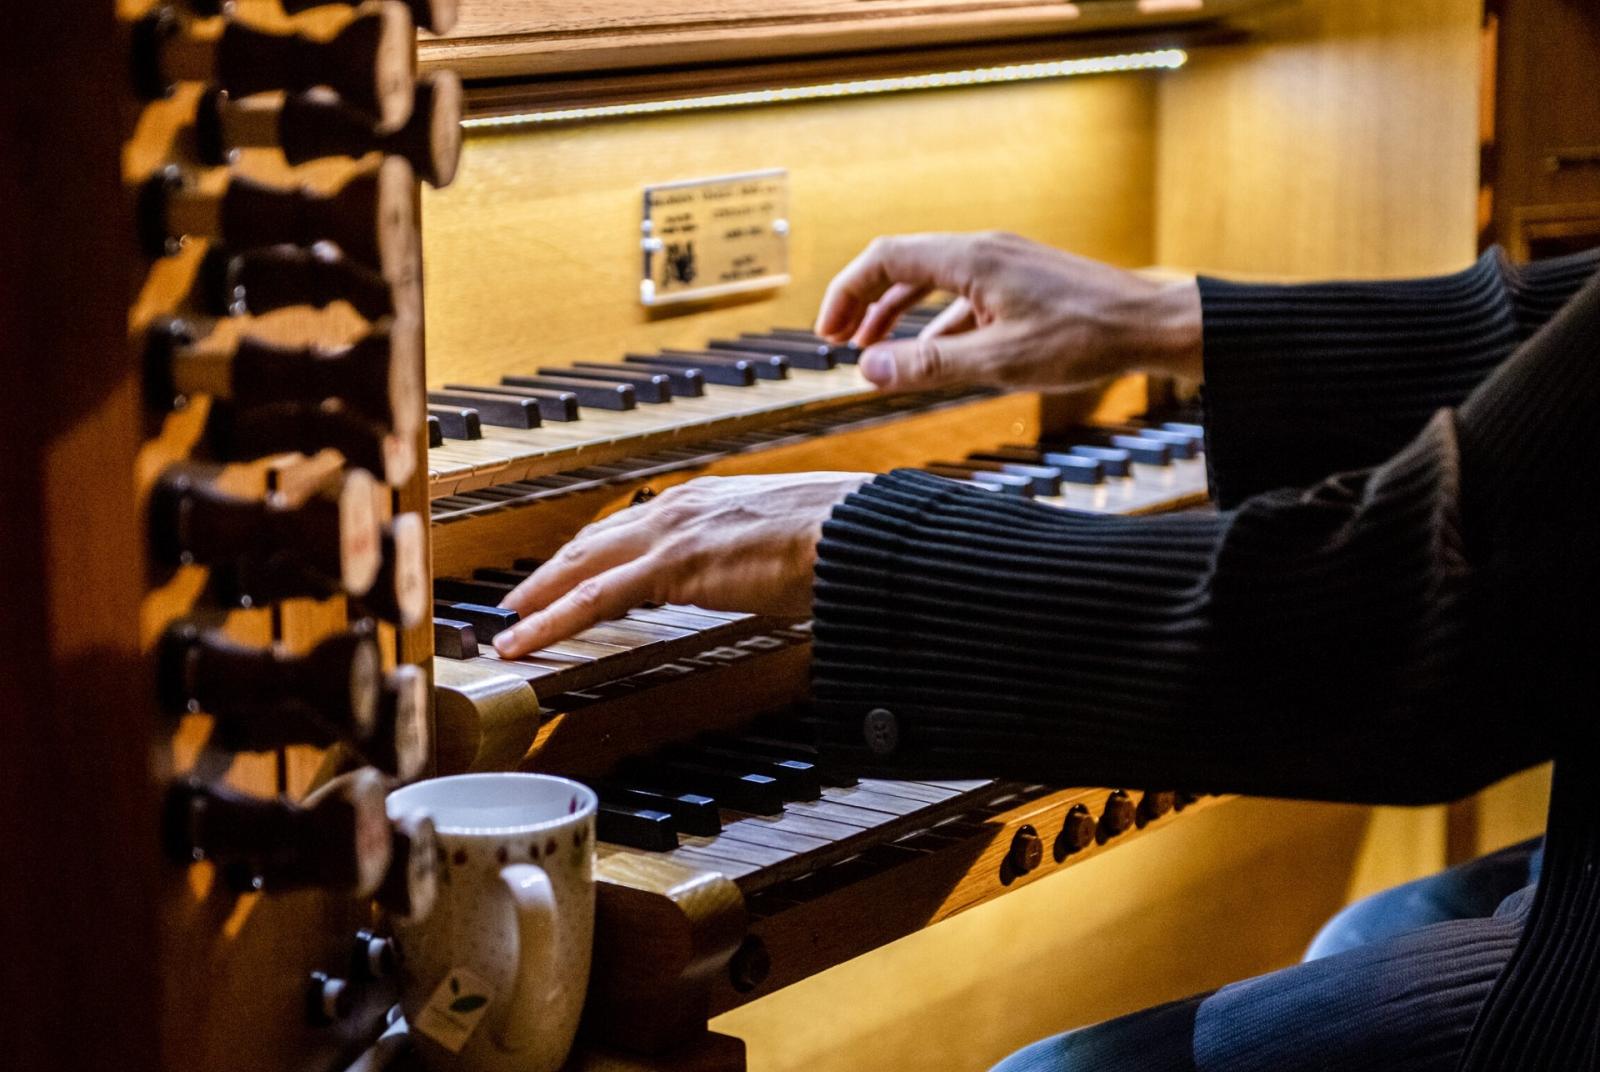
[1136,791,1176,828]
[200,73,462,189]
[366,664,432,781]
[280,0,459,35]
[375,810,439,923]
[199,242,402,322]
[147,314,421,441]
[1098,790,1136,842]
[352,514,429,627]
[1007,825,1044,876]
[157,624,382,751]
[206,402,416,487]
[148,6,417,129]
[1054,804,1096,861]
[163,768,392,896]
[144,158,417,283]
[150,466,381,599]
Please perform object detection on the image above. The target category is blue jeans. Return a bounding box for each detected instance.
[991,839,1542,1072]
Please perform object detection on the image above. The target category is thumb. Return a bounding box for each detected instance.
[858,328,999,391]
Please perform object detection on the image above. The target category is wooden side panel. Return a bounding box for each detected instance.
[0,6,161,1072]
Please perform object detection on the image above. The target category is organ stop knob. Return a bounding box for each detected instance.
[199,242,405,323]
[149,466,382,599]
[158,624,382,752]
[163,768,392,896]
[133,5,416,130]
[140,156,417,283]
[198,72,463,188]
[145,314,422,440]
[205,399,416,487]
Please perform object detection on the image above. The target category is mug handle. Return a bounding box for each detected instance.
[496,864,558,1052]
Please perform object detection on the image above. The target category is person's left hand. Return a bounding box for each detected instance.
[491,472,873,658]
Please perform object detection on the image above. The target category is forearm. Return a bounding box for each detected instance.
[810,423,1552,804]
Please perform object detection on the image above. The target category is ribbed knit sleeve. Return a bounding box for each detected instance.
[811,273,1600,808]
[1197,249,1519,508]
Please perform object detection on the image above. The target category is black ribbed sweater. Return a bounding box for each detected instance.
[809,246,1600,1069]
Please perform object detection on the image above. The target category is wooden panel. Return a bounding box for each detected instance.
[712,799,1370,1072]
[0,6,161,1072]
[425,0,1286,80]
[422,73,1158,390]
[1489,0,1600,250]
[1156,0,1483,277]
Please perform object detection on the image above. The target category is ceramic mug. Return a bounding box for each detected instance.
[386,773,597,1072]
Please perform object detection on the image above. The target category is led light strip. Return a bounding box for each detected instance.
[464,49,1188,130]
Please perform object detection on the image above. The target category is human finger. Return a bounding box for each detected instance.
[919,296,976,339]
[496,518,656,619]
[814,234,970,342]
[850,282,931,349]
[492,555,667,658]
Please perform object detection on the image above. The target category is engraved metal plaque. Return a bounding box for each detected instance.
[640,169,790,306]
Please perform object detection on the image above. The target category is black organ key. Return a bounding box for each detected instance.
[198,73,463,190]
[158,625,382,751]
[472,568,535,586]
[764,329,863,364]
[149,466,381,598]
[207,403,413,486]
[922,464,1034,497]
[133,5,416,130]
[428,390,543,429]
[512,558,547,573]
[163,769,394,896]
[626,354,754,387]
[673,744,823,800]
[930,459,1064,496]
[700,733,858,788]
[596,803,679,851]
[969,450,1104,486]
[711,338,835,370]
[621,758,785,816]
[1043,432,1171,467]
[595,363,700,396]
[1163,421,1206,440]
[573,361,702,398]
[439,384,577,423]
[432,618,479,659]
[198,242,400,322]
[147,316,421,439]
[434,576,515,605]
[434,600,518,637]
[366,665,431,782]
[350,514,430,628]
[662,348,789,380]
[1062,445,1133,478]
[139,157,416,283]
[1099,425,1200,459]
[538,367,672,403]
[591,782,722,836]
[428,405,482,441]
[427,415,444,448]
[499,375,637,411]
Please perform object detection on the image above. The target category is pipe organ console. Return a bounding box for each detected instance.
[8,1,1583,1071]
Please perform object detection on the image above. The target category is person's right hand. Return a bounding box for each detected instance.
[814,231,1203,392]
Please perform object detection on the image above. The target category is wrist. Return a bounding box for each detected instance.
[1134,278,1204,381]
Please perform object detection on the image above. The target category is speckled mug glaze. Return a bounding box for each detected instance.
[386,773,596,1072]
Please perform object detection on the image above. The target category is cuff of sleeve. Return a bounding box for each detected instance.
[808,469,1223,779]
[1198,249,1517,507]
